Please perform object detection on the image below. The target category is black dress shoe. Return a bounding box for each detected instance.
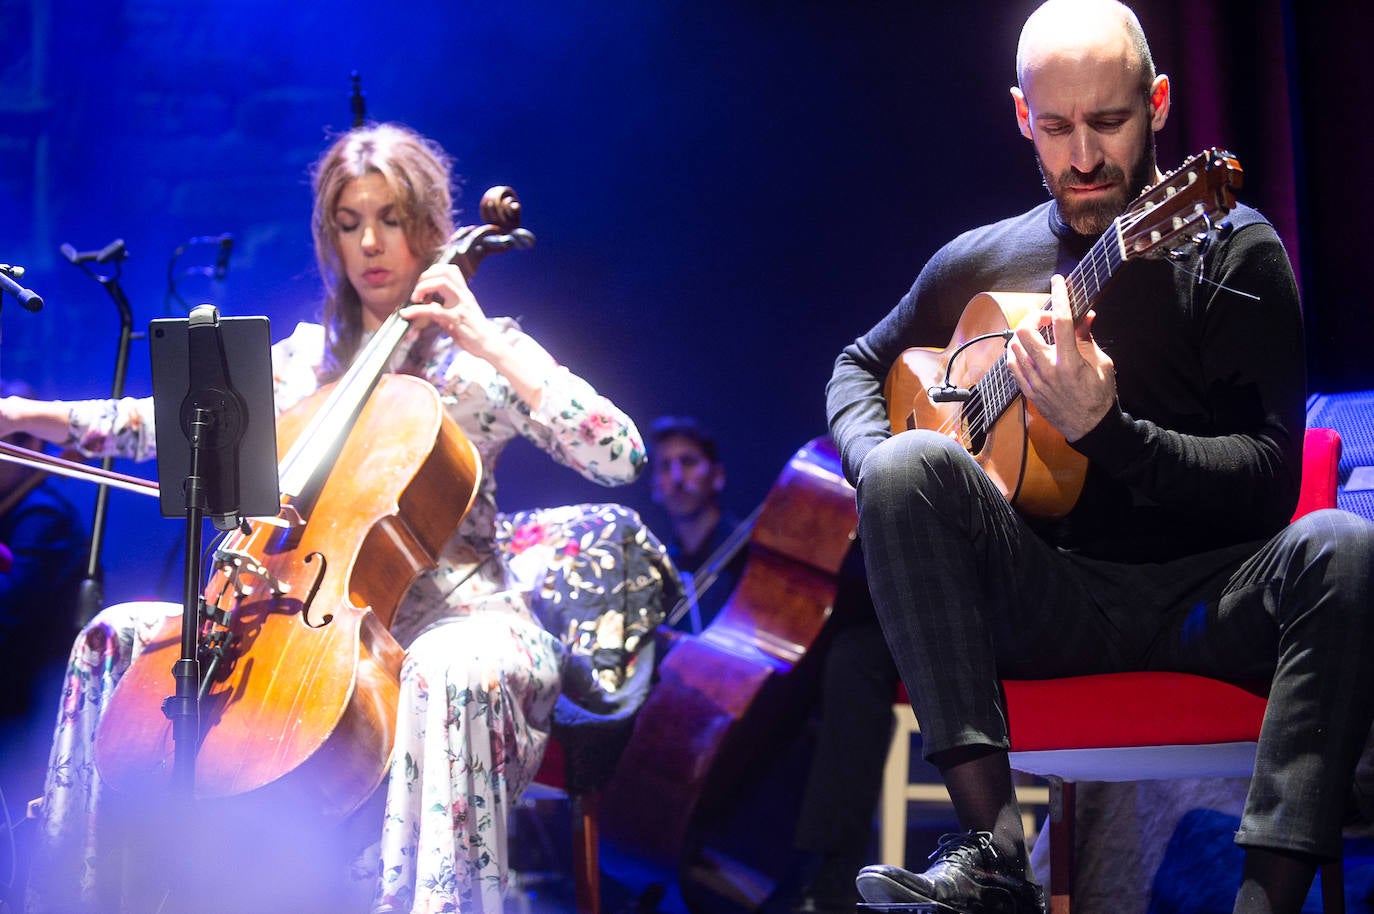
[854,831,1044,914]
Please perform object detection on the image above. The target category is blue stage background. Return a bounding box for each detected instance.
[1,0,1369,606]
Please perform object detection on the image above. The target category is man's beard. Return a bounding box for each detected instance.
[1038,138,1157,237]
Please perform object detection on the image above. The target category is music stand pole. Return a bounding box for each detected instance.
[168,407,211,793]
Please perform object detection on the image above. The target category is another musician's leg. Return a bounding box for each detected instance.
[370,599,561,914]
[851,432,1126,902]
[790,606,898,910]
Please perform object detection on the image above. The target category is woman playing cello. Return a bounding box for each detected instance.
[0,123,645,914]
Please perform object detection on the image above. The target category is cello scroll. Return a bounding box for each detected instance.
[445,186,536,279]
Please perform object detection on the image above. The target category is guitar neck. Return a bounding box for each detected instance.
[1064,222,1126,322]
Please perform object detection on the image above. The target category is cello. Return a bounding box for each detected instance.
[91,187,533,818]
[602,436,860,909]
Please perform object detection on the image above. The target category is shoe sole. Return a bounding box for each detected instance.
[855,871,1037,914]
[854,871,950,910]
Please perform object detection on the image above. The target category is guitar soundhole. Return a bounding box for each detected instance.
[967,422,987,455]
[960,394,988,455]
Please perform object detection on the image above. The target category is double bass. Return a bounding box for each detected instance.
[602,436,860,909]
[92,188,533,818]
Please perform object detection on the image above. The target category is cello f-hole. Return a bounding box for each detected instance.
[301,551,332,629]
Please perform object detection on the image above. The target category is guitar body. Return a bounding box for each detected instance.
[884,291,1087,518]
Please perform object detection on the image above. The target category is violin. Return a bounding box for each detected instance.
[90,187,534,817]
[602,436,859,907]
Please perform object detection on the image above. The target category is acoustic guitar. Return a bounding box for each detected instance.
[884,148,1244,518]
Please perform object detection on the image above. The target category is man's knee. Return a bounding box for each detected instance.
[856,430,967,503]
[1287,508,1374,629]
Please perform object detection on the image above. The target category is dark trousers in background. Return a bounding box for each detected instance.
[792,609,899,858]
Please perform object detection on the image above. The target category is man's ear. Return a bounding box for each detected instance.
[1011,86,1033,140]
[711,465,726,493]
[1148,74,1171,132]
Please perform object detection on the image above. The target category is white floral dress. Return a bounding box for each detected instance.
[25,320,645,914]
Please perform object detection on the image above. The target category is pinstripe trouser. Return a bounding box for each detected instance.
[854,430,1374,859]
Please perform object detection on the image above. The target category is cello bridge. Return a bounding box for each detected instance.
[213,547,290,598]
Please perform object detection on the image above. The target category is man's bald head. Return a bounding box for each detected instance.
[1016,0,1155,100]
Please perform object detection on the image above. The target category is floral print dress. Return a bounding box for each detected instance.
[26,320,645,914]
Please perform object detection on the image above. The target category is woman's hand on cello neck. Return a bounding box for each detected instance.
[399,262,558,410]
[400,262,502,360]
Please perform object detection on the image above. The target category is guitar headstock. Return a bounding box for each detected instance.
[1117,148,1243,261]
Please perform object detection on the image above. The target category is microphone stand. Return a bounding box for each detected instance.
[60,240,136,629]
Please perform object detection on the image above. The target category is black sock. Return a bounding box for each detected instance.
[1232,846,1320,914]
[929,744,1028,873]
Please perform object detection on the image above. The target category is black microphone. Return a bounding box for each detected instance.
[928,386,974,403]
[0,264,43,312]
[213,235,234,281]
[60,238,128,265]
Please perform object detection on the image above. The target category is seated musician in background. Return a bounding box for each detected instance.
[0,122,648,914]
[825,2,1374,912]
[647,416,744,633]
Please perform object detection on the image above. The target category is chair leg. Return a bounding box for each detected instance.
[1046,778,1074,914]
[880,705,913,867]
[1320,858,1344,914]
[571,791,601,914]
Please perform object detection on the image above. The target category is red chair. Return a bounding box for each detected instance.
[1003,426,1346,914]
[528,736,601,914]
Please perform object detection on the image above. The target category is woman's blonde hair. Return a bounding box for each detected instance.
[309,123,458,376]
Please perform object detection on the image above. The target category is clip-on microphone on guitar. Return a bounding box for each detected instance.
[928,329,1015,403]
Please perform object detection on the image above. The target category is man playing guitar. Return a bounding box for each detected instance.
[825,2,1374,912]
